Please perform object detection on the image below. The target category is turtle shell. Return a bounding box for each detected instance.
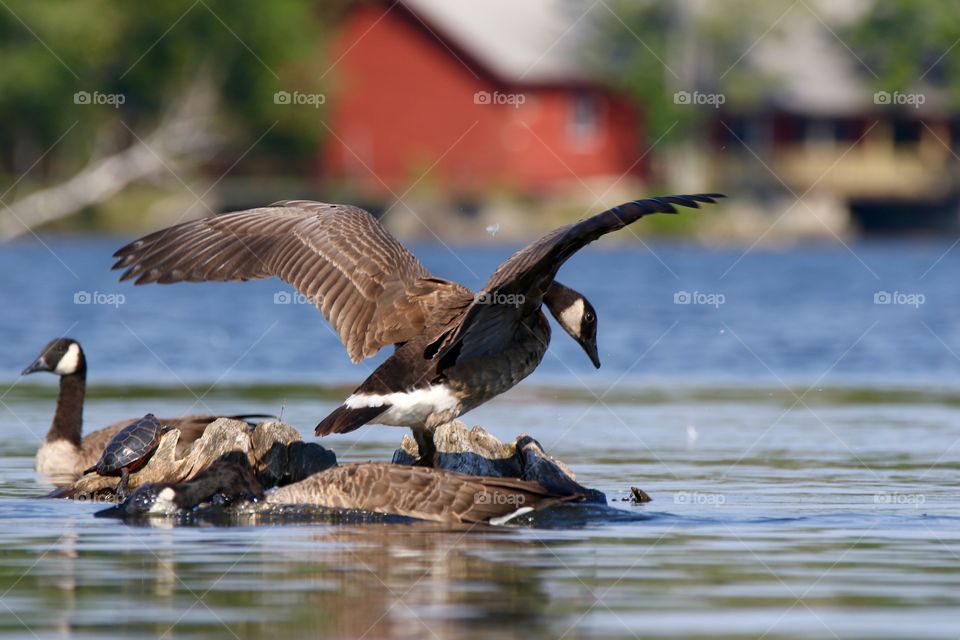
[90,413,167,475]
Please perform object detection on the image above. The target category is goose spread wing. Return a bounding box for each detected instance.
[485,194,724,300]
[113,201,439,362]
[433,194,724,362]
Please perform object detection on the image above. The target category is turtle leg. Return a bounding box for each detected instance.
[116,468,131,499]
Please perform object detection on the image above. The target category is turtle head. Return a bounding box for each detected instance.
[22,338,85,377]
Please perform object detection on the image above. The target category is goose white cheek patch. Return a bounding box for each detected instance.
[558,299,585,337]
[54,343,81,375]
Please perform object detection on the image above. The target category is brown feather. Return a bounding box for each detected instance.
[267,462,579,524]
[113,202,452,363]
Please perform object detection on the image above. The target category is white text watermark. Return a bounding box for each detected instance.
[74,91,125,108]
[474,291,525,307]
[874,291,925,308]
[674,90,725,108]
[74,291,125,307]
[874,492,925,507]
[874,91,925,108]
[674,491,725,506]
[474,91,526,108]
[674,291,725,308]
[274,91,326,108]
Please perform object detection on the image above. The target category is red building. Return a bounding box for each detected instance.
[322,0,643,197]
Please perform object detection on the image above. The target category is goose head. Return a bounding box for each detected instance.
[96,452,264,518]
[22,338,86,377]
[543,282,600,368]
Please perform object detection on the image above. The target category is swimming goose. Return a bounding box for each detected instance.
[112,194,723,460]
[109,456,577,525]
[21,338,271,480]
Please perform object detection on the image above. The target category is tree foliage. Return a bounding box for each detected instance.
[591,0,794,144]
[0,0,340,188]
[846,0,960,101]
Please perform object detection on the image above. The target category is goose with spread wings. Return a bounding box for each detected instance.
[113,194,723,461]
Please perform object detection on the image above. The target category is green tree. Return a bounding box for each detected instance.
[591,0,791,145]
[846,1,960,101]
[0,0,345,235]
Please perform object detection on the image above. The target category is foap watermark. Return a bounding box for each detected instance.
[674,290,725,308]
[474,291,525,307]
[673,90,725,108]
[274,291,319,305]
[874,492,925,508]
[874,291,925,308]
[674,491,725,507]
[475,492,526,506]
[874,91,925,109]
[74,291,125,308]
[74,90,125,108]
[73,491,120,505]
[274,90,326,108]
[474,90,526,108]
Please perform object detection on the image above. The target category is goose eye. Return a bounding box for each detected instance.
[584,312,594,323]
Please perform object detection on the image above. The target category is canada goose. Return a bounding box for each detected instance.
[108,455,577,525]
[265,462,577,524]
[21,338,272,481]
[112,194,723,460]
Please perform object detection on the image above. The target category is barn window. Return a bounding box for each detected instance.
[569,92,600,146]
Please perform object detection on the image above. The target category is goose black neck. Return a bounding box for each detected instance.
[49,371,85,447]
[543,281,577,314]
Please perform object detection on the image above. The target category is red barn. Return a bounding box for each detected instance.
[322,0,644,197]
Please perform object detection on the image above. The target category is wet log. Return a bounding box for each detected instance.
[71,419,337,498]
[77,417,606,518]
[392,421,606,503]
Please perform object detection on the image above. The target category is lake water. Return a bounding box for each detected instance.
[1,235,959,639]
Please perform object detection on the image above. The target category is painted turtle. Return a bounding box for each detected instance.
[83,413,173,497]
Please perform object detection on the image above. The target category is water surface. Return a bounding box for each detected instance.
[1,236,959,639]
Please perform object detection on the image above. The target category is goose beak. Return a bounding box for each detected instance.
[583,340,601,369]
[21,358,48,376]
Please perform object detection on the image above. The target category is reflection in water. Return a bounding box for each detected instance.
[289,527,553,639]
[0,512,563,640]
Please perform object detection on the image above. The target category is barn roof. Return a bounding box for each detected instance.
[400,0,594,84]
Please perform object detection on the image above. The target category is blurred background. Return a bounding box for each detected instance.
[3,0,960,388]
[2,0,959,242]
